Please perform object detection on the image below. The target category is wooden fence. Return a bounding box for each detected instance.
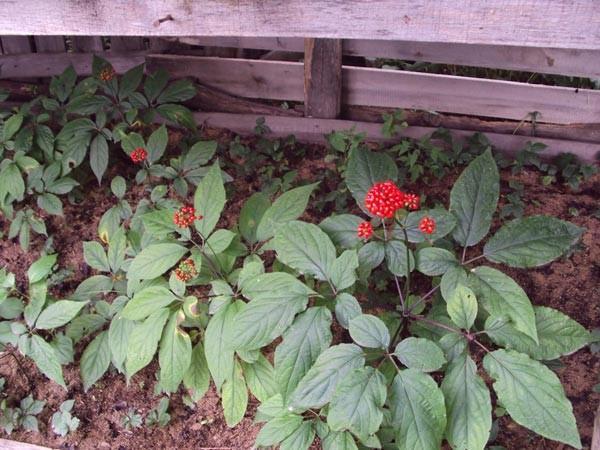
[0,1,598,162]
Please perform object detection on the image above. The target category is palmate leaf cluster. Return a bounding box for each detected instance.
[0,122,591,448]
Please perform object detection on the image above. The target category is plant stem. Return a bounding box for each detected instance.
[382,221,405,312]
[407,283,440,314]
[461,246,468,264]
[189,237,224,279]
[401,225,411,301]
[463,254,485,265]
[386,352,401,373]
[410,314,492,354]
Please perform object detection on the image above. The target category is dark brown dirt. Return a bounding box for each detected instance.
[1,129,598,449]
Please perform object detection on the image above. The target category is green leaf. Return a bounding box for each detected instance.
[385,240,415,277]
[330,250,358,291]
[119,64,144,99]
[440,265,469,302]
[320,214,363,249]
[126,308,170,378]
[483,216,583,268]
[80,330,111,391]
[25,281,47,327]
[241,353,278,402]
[1,163,25,200]
[239,192,271,245]
[184,140,217,169]
[183,342,210,400]
[28,254,57,283]
[256,183,318,242]
[394,337,446,372]
[29,335,65,388]
[35,300,88,330]
[416,247,457,276]
[334,293,362,330]
[127,243,187,280]
[273,221,336,282]
[280,420,315,450]
[449,149,499,247]
[156,103,196,129]
[3,113,23,141]
[159,311,192,392]
[322,431,358,450]
[205,300,241,391]
[327,367,387,440]
[483,350,581,449]
[144,68,169,102]
[349,314,390,349]
[194,162,226,237]
[471,266,537,343]
[447,284,477,330]
[344,147,398,214]
[389,369,446,450]
[107,227,127,273]
[37,192,63,216]
[83,241,110,272]
[290,344,365,410]
[157,79,196,103]
[256,415,303,447]
[111,176,126,198]
[146,125,168,164]
[206,229,236,254]
[357,241,385,272]
[222,360,248,427]
[485,306,590,360]
[403,208,457,243]
[274,307,332,401]
[232,272,313,350]
[90,134,109,185]
[108,315,135,373]
[441,352,491,450]
[71,275,113,301]
[121,286,177,321]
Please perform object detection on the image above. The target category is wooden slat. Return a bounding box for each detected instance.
[304,38,342,118]
[148,55,600,125]
[33,36,66,53]
[71,36,104,52]
[0,1,599,49]
[110,36,146,52]
[171,37,600,79]
[0,52,145,78]
[0,439,52,450]
[194,112,599,162]
[1,36,32,54]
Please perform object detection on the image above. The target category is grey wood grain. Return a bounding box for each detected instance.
[0,1,598,49]
[33,36,66,53]
[71,36,104,52]
[1,36,32,54]
[304,38,342,118]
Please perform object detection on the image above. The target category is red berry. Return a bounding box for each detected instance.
[364,181,405,218]
[130,147,148,163]
[174,258,197,282]
[419,216,436,235]
[99,66,116,82]
[173,205,201,228]
[357,221,373,240]
[403,193,420,211]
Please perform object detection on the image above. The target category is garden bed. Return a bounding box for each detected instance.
[0,124,598,449]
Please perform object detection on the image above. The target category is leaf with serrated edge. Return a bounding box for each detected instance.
[241,353,278,402]
[125,308,170,378]
[81,330,110,391]
[441,352,491,450]
[389,368,446,450]
[36,300,88,330]
[280,420,315,450]
[30,335,65,388]
[275,307,332,402]
[450,149,499,247]
[394,337,446,372]
[335,293,362,330]
[121,286,177,321]
[320,214,363,249]
[289,344,365,411]
[349,314,390,349]
[183,342,210,401]
[221,360,248,427]
[127,243,187,280]
[255,415,303,447]
[440,265,469,302]
[159,311,192,392]
[416,247,457,277]
[327,367,387,441]
[484,349,581,449]
[447,284,477,330]
[194,161,226,237]
[471,266,537,343]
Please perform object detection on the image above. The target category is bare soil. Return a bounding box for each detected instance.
[1,128,598,449]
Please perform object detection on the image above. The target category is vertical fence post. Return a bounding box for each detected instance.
[303,38,342,119]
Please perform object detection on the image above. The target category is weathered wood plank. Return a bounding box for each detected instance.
[0,52,146,78]
[110,36,146,52]
[148,56,600,124]
[194,112,599,162]
[304,38,342,119]
[71,36,104,52]
[33,36,66,53]
[0,1,599,49]
[0,439,53,450]
[1,36,33,54]
[172,37,600,78]
[593,404,600,450]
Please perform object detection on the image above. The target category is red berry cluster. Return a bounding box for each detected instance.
[419,216,436,235]
[130,147,148,163]
[357,221,373,240]
[403,193,420,211]
[364,181,406,218]
[173,205,200,228]
[174,258,197,282]
[99,67,116,82]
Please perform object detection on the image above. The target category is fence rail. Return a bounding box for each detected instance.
[0,33,598,162]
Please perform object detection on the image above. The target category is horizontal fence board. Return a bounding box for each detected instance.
[0,1,599,49]
[1,36,32,55]
[33,36,65,53]
[0,439,52,450]
[195,112,599,162]
[148,55,600,124]
[0,52,145,78]
[173,37,600,78]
